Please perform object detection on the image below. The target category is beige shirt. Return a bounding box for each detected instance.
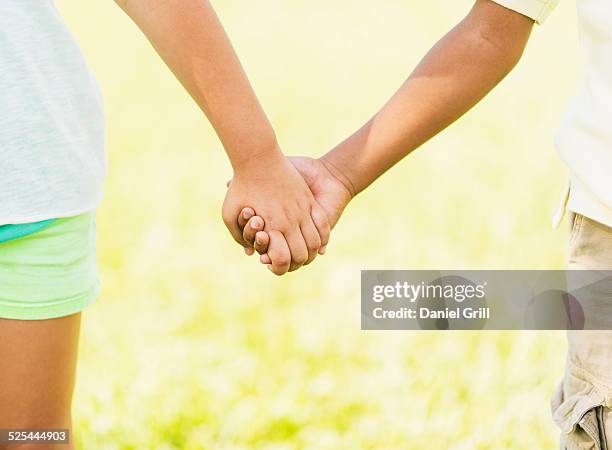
[494,0,612,229]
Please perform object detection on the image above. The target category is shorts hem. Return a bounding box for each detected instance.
[0,281,101,321]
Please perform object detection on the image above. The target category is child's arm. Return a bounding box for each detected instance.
[322,0,535,196]
[240,0,537,261]
[114,0,330,275]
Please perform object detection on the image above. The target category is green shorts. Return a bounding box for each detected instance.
[0,212,99,320]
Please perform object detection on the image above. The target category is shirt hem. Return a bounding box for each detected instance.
[566,175,612,230]
[0,202,101,226]
[492,0,558,24]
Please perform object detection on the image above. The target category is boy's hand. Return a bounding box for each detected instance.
[222,152,331,275]
[239,156,353,267]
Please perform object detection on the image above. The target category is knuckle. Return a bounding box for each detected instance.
[276,257,290,267]
[272,263,287,274]
[307,240,321,252]
[321,228,331,243]
[293,254,307,265]
[312,206,327,222]
[278,223,291,234]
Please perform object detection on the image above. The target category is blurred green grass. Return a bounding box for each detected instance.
[56,0,580,448]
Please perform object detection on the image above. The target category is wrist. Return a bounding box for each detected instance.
[319,152,358,199]
[231,140,284,175]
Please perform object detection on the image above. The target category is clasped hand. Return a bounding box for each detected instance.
[222,153,352,275]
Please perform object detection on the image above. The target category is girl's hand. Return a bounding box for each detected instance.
[222,153,330,275]
[239,156,354,266]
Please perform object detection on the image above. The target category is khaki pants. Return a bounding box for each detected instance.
[552,213,612,449]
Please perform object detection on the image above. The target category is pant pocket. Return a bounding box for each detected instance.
[552,364,608,450]
[561,406,608,450]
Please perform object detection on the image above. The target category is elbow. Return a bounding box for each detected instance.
[475,25,528,73]
[465,3,534,73]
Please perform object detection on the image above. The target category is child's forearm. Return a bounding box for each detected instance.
[116,0,331,273]
[115,0,280,171]
[321,0,534,196]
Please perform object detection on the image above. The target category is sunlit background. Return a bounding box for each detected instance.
[56,0,580,448]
